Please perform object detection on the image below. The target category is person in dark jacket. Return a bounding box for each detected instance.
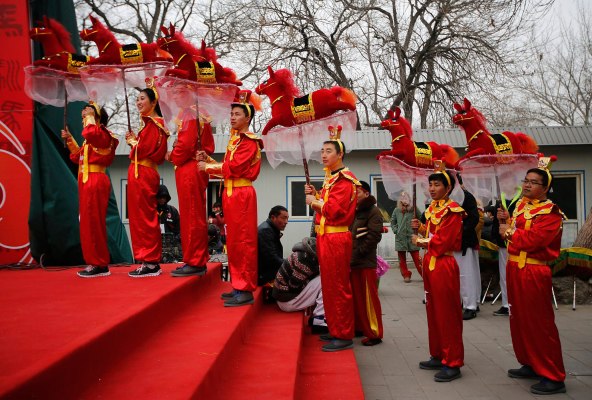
[453,174,481,320]
[157,185,180,235]
[157,184,182,263]
[257,205,289,286]
[350,181,384,346]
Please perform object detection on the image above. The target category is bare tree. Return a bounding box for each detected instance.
[510,4,592,126]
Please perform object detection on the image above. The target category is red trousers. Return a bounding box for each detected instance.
[78,172,111,266]
[398,250,422,279]
[351,268,383,340]
[318,231,354,340]
[127,164,162,263]
[175,162,209,266]
[423,255,464,367]
[507,261,566,381]
[223,185,258,291]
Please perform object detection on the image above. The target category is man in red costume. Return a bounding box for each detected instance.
[126,86,169,276]
[62,102,118,277]
[498,157,567,395]
[169,83,215,277]
[305,126,360,352]
[199,90,263,306]
[411,161,465,382]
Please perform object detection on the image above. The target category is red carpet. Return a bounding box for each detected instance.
[0,264,364,399]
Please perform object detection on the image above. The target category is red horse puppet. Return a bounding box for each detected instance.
[378,107,459,168]
[157,24,241,85]
[80,15,172,65]
[30,16,91,73]
[453,98,538,159]
[255,66,356,135]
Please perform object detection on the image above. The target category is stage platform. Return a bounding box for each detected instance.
[0,263,363,399]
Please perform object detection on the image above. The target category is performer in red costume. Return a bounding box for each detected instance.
[498,157,567,395]
[168,83,215,277]
[199,90,263,307]
[62,102,118,278]
[305,126,360,352]
[126,84,169,277]
[411,161,465,382]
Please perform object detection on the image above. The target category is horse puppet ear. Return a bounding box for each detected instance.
[394,106,401,119]
[387,109,395,119]
[463,98,471,110]
[160,25,169,36]
[267,65,275,77]
[170,23,175,35]
[43,15,49,27]
[453,102,463,113]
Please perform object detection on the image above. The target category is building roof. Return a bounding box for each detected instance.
[349,125,592,151]
[115,125,592,155]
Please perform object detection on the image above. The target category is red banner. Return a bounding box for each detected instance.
[0,1,34,264]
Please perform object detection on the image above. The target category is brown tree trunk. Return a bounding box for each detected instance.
[573,207,592,248]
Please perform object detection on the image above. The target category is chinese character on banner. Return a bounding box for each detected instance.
[0,0,34,264]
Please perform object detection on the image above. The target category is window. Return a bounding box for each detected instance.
[121,179,128,222]
[371,176,396,223]
[547,172,584,247]
[287,176,323,220]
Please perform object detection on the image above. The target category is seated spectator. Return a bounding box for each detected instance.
[208,223,224,254]
[257,205,289,286]
[209,202,226,244]
[272,237,327,333]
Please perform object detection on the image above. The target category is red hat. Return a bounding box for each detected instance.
[232,89,261,118]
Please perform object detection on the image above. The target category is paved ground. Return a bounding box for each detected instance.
[354,265,592,400]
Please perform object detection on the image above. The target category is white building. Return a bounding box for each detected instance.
[109,126,592,258]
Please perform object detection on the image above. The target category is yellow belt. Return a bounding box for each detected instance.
[314,225,349,235]
[427,251,453,271]
[79,164,106,180]
[508,254,550,269]
[225,178,252,197]
[133,158,158,178]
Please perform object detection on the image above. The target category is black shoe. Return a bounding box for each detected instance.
[354,330,364,338]
[530,378,566,395]
[223,291,254,307]
[170,264,207,277]
[508,365,539,379]
[322,339,353,352]
[311,325,329,334]
[320,334,335,342]
[77,265,110,278]
[463,309,477,320]
[362,338,382,346]
[434,366,461,382]
[128,263,161,278]
[220,290,238,300]
[419,357,443,370]
[493,306,509,316]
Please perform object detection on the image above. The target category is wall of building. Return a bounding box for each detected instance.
[108,142,592,259]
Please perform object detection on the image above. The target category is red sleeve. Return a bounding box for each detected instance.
[511,212,562,253]
[82,124,112,148]
[222,138,258,178]
[170,119,198,166]
[428,211,462,256]
[69,147,81,164]
[200,122,214,155]
[321,178,355,223]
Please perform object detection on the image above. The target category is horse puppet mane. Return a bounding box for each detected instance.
[47,17,76,53]
[273,69,302,98]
